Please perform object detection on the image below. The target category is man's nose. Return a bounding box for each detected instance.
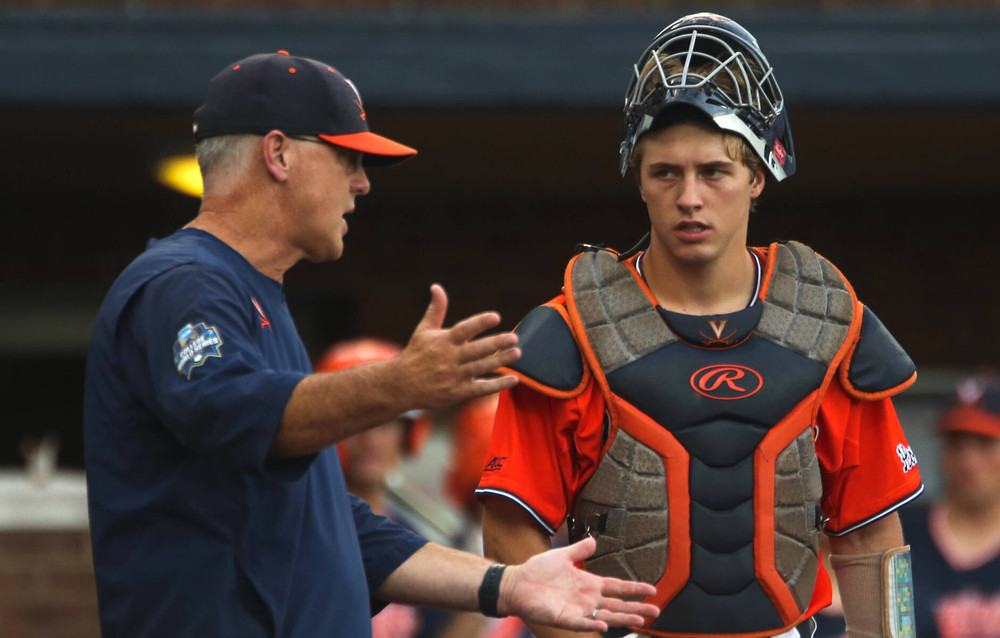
[352,169,371,195]
[676,174,703,210]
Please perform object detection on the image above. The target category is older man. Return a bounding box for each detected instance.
[83,50,658,638]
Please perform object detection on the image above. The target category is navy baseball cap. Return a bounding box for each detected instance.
[938,375,1000,440]
[193,50,417,166]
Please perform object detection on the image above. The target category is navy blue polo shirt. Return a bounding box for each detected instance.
[83,228,426,637]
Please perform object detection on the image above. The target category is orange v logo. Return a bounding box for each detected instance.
[343,79,367,121]
[707,319,729,339]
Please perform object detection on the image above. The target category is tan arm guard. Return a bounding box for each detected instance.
[830,546,915,638]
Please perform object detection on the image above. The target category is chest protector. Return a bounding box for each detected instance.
[563,242,862,637]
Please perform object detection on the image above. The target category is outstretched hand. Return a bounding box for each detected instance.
[498,537,659,632]
[398,284,521,408]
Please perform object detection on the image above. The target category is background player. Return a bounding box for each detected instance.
[478,13,922,638]
[899,372,1000,636]
[316,337,441,638]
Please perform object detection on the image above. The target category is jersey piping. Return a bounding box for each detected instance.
[476,488,560,536]
[824,484,924,537]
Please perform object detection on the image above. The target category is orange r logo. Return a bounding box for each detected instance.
[690,364,763,400]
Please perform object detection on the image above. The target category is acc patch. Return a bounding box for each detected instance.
[173,322,223,379]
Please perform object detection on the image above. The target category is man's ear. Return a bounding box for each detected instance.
[750,169,765,198]
[261,130,291,183]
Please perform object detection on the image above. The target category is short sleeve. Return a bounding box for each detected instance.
[351,495,427,609]
[815,380,924,536]
[121,264,306,472]
[475,381,606,535]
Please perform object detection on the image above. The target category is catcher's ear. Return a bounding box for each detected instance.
[750,169,765,197]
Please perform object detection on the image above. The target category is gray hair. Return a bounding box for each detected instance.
[195,134,259,192]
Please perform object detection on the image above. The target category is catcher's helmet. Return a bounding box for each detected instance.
[620,12,795,181]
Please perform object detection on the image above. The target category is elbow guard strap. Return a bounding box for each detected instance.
[830,546,915,638]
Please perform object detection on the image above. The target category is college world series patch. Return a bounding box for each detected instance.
[173,322,223,379]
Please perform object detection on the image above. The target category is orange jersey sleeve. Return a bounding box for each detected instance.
[476,381,606,534]
[815,379,924,536]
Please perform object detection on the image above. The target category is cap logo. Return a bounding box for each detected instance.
[343,79,366,121]
[957,377,986,404]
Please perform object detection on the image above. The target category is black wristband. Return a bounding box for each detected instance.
[477,564,507,618]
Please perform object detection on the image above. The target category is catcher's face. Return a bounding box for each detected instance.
[638,121,763,269]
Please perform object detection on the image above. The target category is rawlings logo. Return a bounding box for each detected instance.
[896,443,918,473]
[690,364,763,400]
[773,139,787,166]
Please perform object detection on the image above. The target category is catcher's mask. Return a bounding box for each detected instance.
[620,12,795,181]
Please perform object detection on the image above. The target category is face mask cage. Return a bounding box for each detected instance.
[620,19,793,180]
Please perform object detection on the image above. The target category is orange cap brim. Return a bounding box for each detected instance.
[318,131,417,166]
[938,405,1000,439]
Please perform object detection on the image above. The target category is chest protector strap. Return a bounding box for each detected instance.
[563,242,863,637]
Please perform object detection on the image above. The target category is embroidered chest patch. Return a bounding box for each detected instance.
[173,322,223,379]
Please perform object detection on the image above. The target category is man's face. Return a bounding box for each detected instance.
[637,122,763,267]
[339,420,406,491]
[287,138,370,263]
[942,431,1000,510]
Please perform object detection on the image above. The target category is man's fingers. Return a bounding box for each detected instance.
[598,597,659,618]
[459,332,519,364]
[590,611,650,629]
[599,577,657,599]
[579,598,658,632]
[562,536,598,563]
[464,348,521,379]
[469,374,519,397]
[415,284,449,333]
[448,311,503,344]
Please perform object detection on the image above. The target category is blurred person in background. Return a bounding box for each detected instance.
[320,345,544,638]
[899,372,1000,637]
[445,395,533,638]
[446,394,500,556]
[316,338,440,638]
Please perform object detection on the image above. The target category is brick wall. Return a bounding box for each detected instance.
[0,529,100,638]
